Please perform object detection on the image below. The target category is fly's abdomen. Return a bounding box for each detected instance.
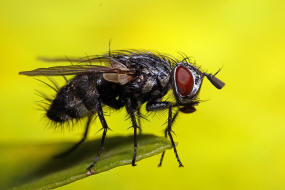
[47,93,88,122]
[47,74,99,123]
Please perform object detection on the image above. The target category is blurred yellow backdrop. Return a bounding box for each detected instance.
[1,0,285,189]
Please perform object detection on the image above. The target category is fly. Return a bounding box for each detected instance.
[19,50,225,171]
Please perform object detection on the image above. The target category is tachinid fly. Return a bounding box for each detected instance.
[19,50,225,171]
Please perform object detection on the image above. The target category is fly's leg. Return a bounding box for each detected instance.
[137,107,142,135]
[126,98,139,166]
[87,100,109,171]
[166,104,183,167]
[146,101,183,167]
[158,111,179,167]
[54,116,92,158]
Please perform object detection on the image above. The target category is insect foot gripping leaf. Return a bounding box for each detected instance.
[0,135,172,190]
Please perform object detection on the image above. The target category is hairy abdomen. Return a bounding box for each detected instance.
[47,74,98,122]
[46,74,121,123]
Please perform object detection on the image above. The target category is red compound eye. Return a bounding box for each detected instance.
[175,66,194,96]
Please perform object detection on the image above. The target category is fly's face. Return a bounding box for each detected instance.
[172,62,204,105]
[172,61,225,113]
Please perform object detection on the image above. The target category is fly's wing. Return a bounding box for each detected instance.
[37,55,110,64]
[19,65,128,76]
[102,58,134,85]
[19,58,135,85]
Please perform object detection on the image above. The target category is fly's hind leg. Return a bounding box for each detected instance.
[54,116,92,158]
[87,100,109,171]
[146,101,183,167]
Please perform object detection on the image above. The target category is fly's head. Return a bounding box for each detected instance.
[172,62,225,113]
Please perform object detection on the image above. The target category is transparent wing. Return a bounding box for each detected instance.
[19,65,134,76]
[38,55,109,64]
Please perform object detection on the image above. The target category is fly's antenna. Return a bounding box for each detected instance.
[204,68,225,89]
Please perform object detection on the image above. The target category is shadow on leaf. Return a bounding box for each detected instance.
[2,134,171,190]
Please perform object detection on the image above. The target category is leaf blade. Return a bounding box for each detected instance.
[0,135,172,190]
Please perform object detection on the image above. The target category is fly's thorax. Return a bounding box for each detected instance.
[172,62,204,104]
[125,58,171,93]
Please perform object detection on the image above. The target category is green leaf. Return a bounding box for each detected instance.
[0,135,172,190]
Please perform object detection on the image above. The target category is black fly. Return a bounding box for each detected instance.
[19,50,225,171]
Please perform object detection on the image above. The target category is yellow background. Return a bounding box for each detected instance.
[1,0,285,189]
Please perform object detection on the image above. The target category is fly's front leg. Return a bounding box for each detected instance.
[126,98,139,166]
[158,111,179,167]
[146,101,183,167]
[166,104,183,167]
[87,100,109,171]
